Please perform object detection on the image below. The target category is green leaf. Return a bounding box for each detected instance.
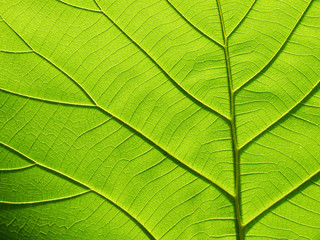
[0,0,319,239]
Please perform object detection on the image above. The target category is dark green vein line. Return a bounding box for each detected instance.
[239,78,320,150]
[166,0,224,48]
[216,1,243,239]
[227,0,256,38]
[91,0,230,121]
[243,170,320,227]
[0,141,156,240]
[0,88,96,108]
[0,15,234,198]
[0,190,91,205]
[234,0,313,92]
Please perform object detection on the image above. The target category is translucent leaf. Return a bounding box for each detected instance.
[1,0,319,239]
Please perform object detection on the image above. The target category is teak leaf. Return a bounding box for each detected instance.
[0,0,319,239]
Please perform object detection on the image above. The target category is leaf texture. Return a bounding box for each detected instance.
[0,0,319,239]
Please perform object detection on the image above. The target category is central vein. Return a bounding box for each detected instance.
[215,1,244,239]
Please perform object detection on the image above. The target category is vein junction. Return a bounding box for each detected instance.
[1,0,319,239]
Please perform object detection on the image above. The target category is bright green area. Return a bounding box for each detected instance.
[0,0,319,239]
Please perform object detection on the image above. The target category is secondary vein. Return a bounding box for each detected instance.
[0,190,91,205]
[91,0,230,121]
[0,13,234,198]
[0,141,157,240]
[233,0,313,92]
[239,78,320,150]
[166,0,225,48]
[243,170,320,227]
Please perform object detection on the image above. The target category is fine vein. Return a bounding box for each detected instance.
[227,0,257,38]
[91,0,230,121]
[0,15,233,198]
[239,78,320,150]
[244,170,320,227]
[166,0,224,48]
[1,1,318,239]
[234,0,313,92]
[0,141,157,240]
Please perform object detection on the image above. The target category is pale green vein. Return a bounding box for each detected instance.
[234,0,313,92]
[244,170,320,227]
[0,15,234,198]
[227,0,257,38]
[53,0,230,121]
[0,49,33,54]
[288,199,320,216]
[239,78,320,149]
[246,234,307,240]
[0,141,157,240]
[166,0,224,48]
[96,104,234,197]
[2,2,317,238]
[215,0,244,239]
[0,190,91,205]
[56,0,102,12]
[271,211,320,229]
[91,0,230,121]
[0,164,36,171]
[0,17,98,107]
[0,88,96,108]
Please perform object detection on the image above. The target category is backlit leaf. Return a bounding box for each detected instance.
[0,0,319,239]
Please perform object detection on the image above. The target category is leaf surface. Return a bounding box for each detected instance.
[0,0,319,239]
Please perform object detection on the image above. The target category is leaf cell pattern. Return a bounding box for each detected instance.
[0,0,319,239]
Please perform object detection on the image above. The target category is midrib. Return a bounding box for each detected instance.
[215,0,244,239]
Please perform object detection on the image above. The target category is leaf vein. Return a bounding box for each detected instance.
[0,141,157,240]
[91,0,230,121]
[234,0,313,92]
[0,14,234,198]
[239,78,320,149]
[244,170,320,226]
